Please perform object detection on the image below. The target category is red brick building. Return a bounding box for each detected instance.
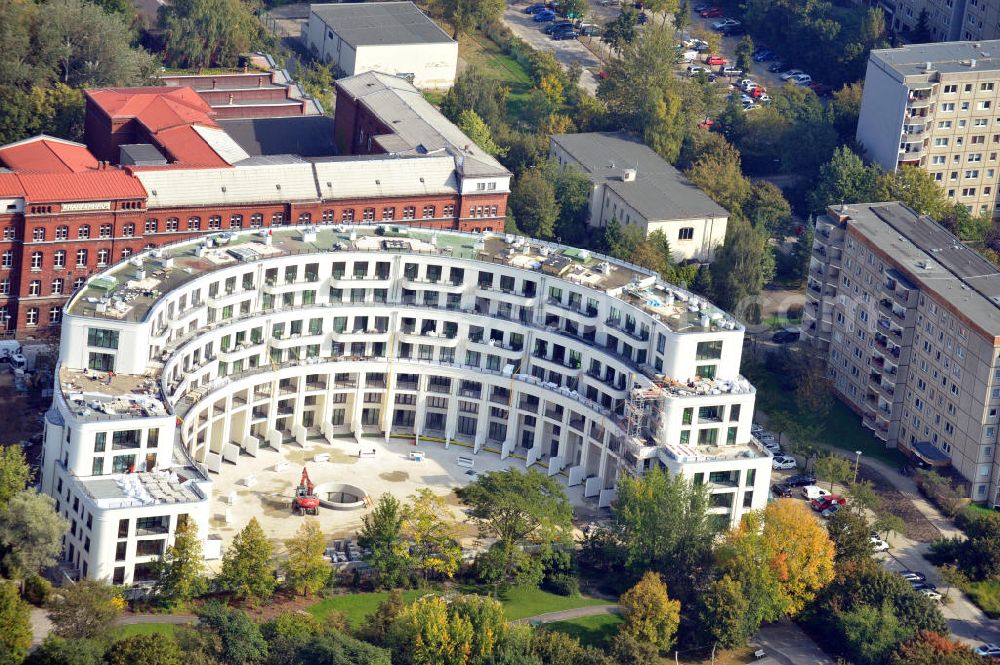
[0,70,510,338]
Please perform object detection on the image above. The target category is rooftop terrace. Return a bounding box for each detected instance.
[77,470,205,510]
[66,226,740,334]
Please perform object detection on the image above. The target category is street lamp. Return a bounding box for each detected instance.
[853,450,863,484]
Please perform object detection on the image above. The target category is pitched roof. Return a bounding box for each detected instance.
[0,136,99,174]
[0,170,146,203]
[550,132,730,222]
[86,87,216,127]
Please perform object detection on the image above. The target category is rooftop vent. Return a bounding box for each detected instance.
[622,168,637,182]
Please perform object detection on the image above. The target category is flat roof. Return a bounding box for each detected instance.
[218,116,337,157]
[309,1,454,47]
[550,132,729,222]
[870,40,1000,78]
[830,202,1000,339]
[79,471,204,508]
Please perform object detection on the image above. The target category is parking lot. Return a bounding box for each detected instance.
[503,1,604,94]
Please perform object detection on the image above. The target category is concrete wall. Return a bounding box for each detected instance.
[857,60,909,172]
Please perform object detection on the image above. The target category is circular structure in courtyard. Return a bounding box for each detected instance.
[313,482,368,510]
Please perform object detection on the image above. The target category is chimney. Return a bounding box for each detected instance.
[971,58,978,68]
[622,168,637,182]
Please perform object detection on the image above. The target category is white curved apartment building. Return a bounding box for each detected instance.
[41,225,771,585]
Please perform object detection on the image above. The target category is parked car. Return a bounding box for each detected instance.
[785,474,816,487]
[772,327,801,343]
[919,588,942,601]
[810,495,847,511]
[721,66,743,77]
[974,644,1000,658]
[761,440,781,454]
[712,18,740,30]
[684,38,710,51]
[637,11,648,23]
[552,29,579,39]
[720,24,745,36]
[870,536,890,552]
[821,504,842,518]
[911,580,937,591]
[780,68,806,81]
[772,455,797,470]
[808,82,834,97]
[898,571,927,582]
[693,2,712,11]
[750,86,767,98]
[544,20,574,33]
[524,2,549,12]
[533,9,556,21]
[801,485,831,500]
[599,0,621,5]
[789,73,813,86]
[699,6,723,17]
[753,48,775,61]
[705,54,727,66]
[687,65,708,76]
[758,93,772,104]
[768,61,785,73]
[771,483,793,498]
[579,23,601,36]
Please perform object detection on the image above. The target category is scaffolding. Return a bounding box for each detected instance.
[623,385,666,475]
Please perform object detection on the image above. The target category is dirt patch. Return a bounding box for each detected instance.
[858,465,939,542]
[379,471,409,482]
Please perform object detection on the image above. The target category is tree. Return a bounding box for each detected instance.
[218,517,276,603]
[440,65,509,128]
[814,454,853,492]
[829,83,864,143]
[810,146,884,214]
[159,0,265,69]
[456,469,572,590]
[608,633,659,665]
[0,446,31,507]
[295,631,392,665]
[198,603,268,665]
[510,168,559,238]
[686,147,752,214]
[284,518,328,596]
[402,489,462,581]
[827,506,876,562]
[553,167,593,245]
[430,0,504,39]
[745,181,792,237]
[23,635,104,665]
[709,217,772,315]
[0,491,68,580]
[0,581,31,665]
[881,167,950,219]
[261,612,322,665]
[839,601,911,665]
[891,630,983,665]
[154,515,205,606]
[601,10,638,55]
[794,359,831,420]
[458,110,507,158]
[105,635,182,665]
[607,468,714,602]
[360,589,407,646]
[387,595,476,665]
[787,225,813,284]
[698,575,753,648]
[735,35,754,75]
[618,572,680,653]
[718,501,835,623]
[358,493,409,589]
[910,9,932,43]
[46,580,123,640]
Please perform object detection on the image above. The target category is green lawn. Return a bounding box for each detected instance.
[545,613,623,648]
[961,579,1000,618]
[308,587,610,626]
[458,29,534,122]
[747,365,908,468]
[114,622,180,638]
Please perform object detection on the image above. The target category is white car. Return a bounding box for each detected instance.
[758,93,772,104]
[739,78,757,91]
[919,588,942,601]
[974,644,1000,657]
[772,456,797,470]
[687,65,708,76]
[870,537,889,552]
[712,18,740,30]
[801,485,831,500]
[780,68,805,81]
[789,74,813,85]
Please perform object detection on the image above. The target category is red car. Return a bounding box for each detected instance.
[705,54,727,66]
[750,86,767,98]
[700,6,723,17]
[811,495,847,512]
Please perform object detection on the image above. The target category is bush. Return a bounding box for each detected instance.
[543,574,580,597]
[914,470,966,517]
[23,574,53,606]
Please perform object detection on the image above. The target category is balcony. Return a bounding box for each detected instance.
[605,318,650,342]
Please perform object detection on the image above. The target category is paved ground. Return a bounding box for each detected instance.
[503,1,602,95]
[751,619,834,665]
[756,409,1000,649]
[512,603,620,625]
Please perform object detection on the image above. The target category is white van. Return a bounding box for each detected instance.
[801,485,831,500]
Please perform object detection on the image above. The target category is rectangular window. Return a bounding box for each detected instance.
[87,328,119,350]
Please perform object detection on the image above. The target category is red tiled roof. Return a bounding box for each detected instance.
[147,125,229,167]
[0,170,146,203]
[87,87,216,127]
[0,136,99,174]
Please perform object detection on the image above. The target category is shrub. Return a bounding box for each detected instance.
[543,574,580,597]
[23,574,53,606]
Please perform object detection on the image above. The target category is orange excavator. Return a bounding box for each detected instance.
[293,467,320,516]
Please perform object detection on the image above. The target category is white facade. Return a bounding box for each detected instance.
[43,226,770,585]
[305,7,458,90]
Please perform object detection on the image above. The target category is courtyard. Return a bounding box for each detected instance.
[205,433,591,561]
